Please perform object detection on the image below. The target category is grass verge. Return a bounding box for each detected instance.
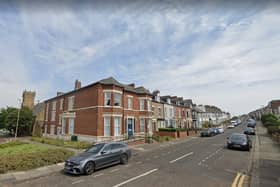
[0,141,74,174]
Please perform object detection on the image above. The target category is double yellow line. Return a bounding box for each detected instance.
[231,172,246,187]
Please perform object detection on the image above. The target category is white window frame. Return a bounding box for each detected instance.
[60,99,64,110]
[114,117,121,136]
[104,116,111,137]
[52,101,56,111]
[45,103,49,121]
[140,99,145,111]
[51,110,56,121]
[147,100,151,111]
[68,96,75,111]
[50,125,55,135]
[104,92,111,106]
[128,97,133,109]
[114,93,122,107]
[140,118,145,133]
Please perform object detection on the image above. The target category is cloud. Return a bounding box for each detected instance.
[0,0,279,116]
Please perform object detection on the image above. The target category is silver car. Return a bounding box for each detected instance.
[64,142,132,175]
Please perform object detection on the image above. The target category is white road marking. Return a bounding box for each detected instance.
[113,168,158,187]
[93,173,104,178]
[72,179,84,185]
[110,169,120,173]
[169,152,194,164]
[136,161,142,164]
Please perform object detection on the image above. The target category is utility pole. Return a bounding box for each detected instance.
[14,99,21,139]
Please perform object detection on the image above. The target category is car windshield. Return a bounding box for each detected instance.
[85,143,105,153]
[246,128,253,131]
[230,134,246,141]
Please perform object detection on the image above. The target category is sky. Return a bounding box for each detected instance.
[0,0,280,115]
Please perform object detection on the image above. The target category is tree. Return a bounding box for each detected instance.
[0,107,35,136]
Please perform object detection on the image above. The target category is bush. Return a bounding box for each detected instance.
[152,135,173,143]
[0,148,74,174]
[0,140,27,149]
[158,128,177,132]
[31,137,92,149]
[267,125,280,135]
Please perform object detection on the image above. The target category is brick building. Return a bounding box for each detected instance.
[43,77,153,142]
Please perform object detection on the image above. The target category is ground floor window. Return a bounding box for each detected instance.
[114,117,121,136]
[50,125,55,135]
[104,117,111,137]
[140,118,145,133]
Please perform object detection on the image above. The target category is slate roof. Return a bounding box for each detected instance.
[45,77,151,102]
[33,102,45,116]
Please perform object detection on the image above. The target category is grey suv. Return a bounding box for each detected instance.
[64,142,131,175]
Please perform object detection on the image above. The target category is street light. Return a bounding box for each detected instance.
[14,99,21,139]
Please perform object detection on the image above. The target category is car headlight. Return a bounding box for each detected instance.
[242,142,247,145]
[227,140,231,144]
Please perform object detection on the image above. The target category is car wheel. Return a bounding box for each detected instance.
[84,161,95,175]
[120,154,128,165]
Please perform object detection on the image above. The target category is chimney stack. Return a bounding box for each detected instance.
[128,83,135,88]
[75,80,81,90]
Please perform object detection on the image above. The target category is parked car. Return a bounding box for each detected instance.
[227,133,252,151]
[231,120,238,126]
[244,127,256,135]
[227,124,235,129]
[247,119,256,128]
[64,142,132,175]
[217,127,224,133]
[237,119,242,125]
[200,128,216,137]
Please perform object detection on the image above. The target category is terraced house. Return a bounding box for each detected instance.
[43,77,153,142]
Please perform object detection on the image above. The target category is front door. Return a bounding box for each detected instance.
[127,118,134,138]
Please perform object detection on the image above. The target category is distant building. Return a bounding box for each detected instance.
[22,90,36,109]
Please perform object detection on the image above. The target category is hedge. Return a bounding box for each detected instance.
[0,147,74,174]
[158,128,177,132]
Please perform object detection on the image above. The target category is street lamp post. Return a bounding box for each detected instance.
[14,99,21,139]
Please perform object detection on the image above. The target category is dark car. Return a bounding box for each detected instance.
[64,142,131,175]
[227,133,252,151]
[200,128,216,137]
[244,127,256,135]
[247,119,256,128]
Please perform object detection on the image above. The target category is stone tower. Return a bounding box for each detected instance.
[22,90,36,109]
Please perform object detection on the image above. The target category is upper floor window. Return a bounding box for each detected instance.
[128,97,133,109]
[45,103,49,121]
[60,99,64,110]
[147,100,151,111]
[104,92,111,106]
[68,96,74,110]
[140,99,145,110]
[152,106,155,115]
[158,107,162,116]
[52,101,56,111]
[114,93,121,106]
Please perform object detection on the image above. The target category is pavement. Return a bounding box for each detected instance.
[250,122,280,187]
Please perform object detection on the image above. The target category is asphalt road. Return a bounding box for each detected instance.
[15,122,254,187]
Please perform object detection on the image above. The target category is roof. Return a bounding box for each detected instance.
[33,102,45,116]
[45,77,151,102]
